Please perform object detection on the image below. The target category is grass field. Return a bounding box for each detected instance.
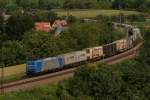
[0,64,26,77]
[56,9,142,18]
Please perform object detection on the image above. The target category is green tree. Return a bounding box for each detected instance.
[63,0,99,9]
[5,3,18,12]
[67,64,125,100]
[6,13,34,40]
[67,15,77,24]
[47,11,57,23]
[139,30,150,66]
[22,31,59,59]
[38,0,49,9]
[0,41,26,67]
[16,0,21,6]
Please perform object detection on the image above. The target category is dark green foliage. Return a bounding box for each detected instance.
[32,10,57,22]
[112,0,150,11]
[63,0,112,9]
[38,0,50,9]
[32,11,50,22]
[67,64,123,99]
[0,15,5,44]
[0,41,26,67]
[63,0,99,9]
[67,15,77,24]
[59,59,150,100]
[66,23,101,49]
[127,14,146,22]
[6,13,34,40]
[47,11,57,23]
[22,31,58,59]
[139,30,150,66]
[5,3,18,12]
[110,14,146,23]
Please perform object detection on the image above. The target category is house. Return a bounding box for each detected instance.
[35,22,51,32]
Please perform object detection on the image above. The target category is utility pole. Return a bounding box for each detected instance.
[67,9,70,19]
[119,4,122,24]
[0,64,4,95]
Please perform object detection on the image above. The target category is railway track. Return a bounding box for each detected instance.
[0,43,142,93]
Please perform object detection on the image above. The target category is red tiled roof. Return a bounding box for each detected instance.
[35,22,51,32]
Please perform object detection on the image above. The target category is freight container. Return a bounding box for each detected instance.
[86,46,103,59]
[59,50,87,66]
[59,52,77,65]
[103,42,117,57]
[133,28,142,42]
[127,36,133,49]
[41,57,60,72]
[76,50,87,62]
[116,39,128,52]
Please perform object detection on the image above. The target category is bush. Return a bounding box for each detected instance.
[67,15,77,24]
[0,41,26,67]
[47,11,57,23]
[6,13,34,40]
[126,14,146,22]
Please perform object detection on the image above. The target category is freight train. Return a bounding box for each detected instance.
[26,23,142,75]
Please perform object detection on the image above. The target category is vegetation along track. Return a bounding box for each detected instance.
[0,42,142,93]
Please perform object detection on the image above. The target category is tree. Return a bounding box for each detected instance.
[0,41,26,66]
[6,13,34,40]
[16,0,21,6]
[47,1,60,10]
[0,0,8,8]
[63,0,99,9]
[47,11,57,23]
[67,64,125,100]
[22,31,59,60]
[67,15,77,24]
[0,14,6,45]
[0,14,4,33]
[139,30,150,66]
[5,3,18,12]
[38,0,49,9]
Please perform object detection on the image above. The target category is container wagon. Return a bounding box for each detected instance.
[116,39,128,52]
[86,46,104,60]
[103,42,117,57]
[58,50,87,66]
